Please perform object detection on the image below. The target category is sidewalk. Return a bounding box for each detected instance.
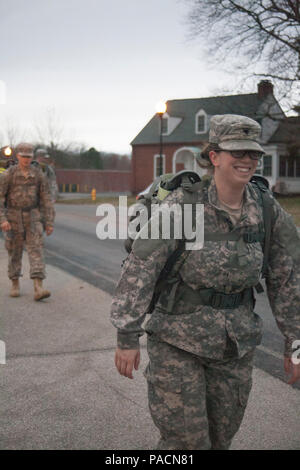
[0,242,299,450]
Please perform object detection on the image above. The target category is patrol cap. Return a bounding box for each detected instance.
[35,148,50,158]
[209,114,265,153]
[15,142,34,157]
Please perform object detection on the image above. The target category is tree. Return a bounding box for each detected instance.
[3,116,24,147]
[34,107,69,158]
[185,0,300,104]
[80,147,103,169]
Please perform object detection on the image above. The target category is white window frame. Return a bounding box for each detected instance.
[262,154,273,177]
[195,109,207,134]
[154,154,166,178]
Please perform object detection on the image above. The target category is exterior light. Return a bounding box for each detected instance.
[156,101,167,115]
[4,146,12,157]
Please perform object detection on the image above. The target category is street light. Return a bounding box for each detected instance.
[156,101,167,176]
[3,146,12,157]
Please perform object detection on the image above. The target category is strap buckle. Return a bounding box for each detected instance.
[210,291,242,309]
[243,232,258,243]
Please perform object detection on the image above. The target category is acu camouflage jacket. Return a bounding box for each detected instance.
[111,177,300,359]
[0,164,55,228]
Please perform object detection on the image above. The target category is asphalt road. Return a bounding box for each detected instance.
[1,202,299,450]
[43,203,299,390]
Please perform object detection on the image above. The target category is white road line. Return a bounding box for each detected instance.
[45,248,117,285]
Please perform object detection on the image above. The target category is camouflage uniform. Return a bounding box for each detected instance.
[32,161,58,203]
[110,116,300,450]
[0,164,55,280]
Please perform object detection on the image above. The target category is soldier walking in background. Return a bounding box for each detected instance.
[0,158,6,175]
[32,148,58,203]
[0,142,55,300]
[0,145,14,175]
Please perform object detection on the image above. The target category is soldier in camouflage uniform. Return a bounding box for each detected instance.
[0,142,55,300]
[0,146,14,175]
[110,115,300,450]
[0,159,6,175]
[32,148,58,203]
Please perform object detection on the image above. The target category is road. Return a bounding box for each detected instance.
[1,202,299,450]
[44,203,298,389]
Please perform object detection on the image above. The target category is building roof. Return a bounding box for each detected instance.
[268,116,300,145]
[131,92,266,146]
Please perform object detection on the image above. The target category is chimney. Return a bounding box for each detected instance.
[257,80,274,98]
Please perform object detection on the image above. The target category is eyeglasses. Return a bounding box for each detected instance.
[228,150,263,160]
[17,154,33,159]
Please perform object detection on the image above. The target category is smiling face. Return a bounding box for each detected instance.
[209,150,259,187]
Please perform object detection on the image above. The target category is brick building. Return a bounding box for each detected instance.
[55,169,132,194]
[131,81,300,194]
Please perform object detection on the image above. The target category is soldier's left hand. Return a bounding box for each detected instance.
[284,357,300,385]
[45,226,54,236]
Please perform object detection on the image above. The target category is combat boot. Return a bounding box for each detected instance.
[33,278,51,301]
[10,279,20,297]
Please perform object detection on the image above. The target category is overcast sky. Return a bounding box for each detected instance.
[0,0,241,153]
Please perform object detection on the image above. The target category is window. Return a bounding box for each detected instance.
[279,155,300,177]
[154,154,165,178]
[254,157,263,175]
[296,159,300,177]
[288,156,295,177]
[279,155,287,177]
[197,115,205,133]
[195,109,207,134]
[262,155,272,177]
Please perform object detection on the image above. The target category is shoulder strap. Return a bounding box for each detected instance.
[148,179,204,313]
[251,180,274,278]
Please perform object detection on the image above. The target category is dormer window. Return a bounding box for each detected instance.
[195,109,207,134]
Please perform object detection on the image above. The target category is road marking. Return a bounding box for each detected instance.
[257,344,282,361]
[45,248,117,285]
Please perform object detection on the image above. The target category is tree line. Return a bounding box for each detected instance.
[49,146,131,171]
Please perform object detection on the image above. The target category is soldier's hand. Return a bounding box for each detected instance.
[45,226,54,236]
[115,348,140,379]
[284,356,300,385]
[1,221,11,232]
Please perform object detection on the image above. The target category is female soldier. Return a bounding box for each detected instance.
[110,114,300,450]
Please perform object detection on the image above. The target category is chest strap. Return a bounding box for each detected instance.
[204,231,263,243]
[159,280,254,313]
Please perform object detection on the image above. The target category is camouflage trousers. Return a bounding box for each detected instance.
[5,211,45,280]
[144,334,254,450]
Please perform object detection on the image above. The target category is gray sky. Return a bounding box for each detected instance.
[0,0,237,153]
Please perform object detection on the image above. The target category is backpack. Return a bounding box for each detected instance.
[124,171,274,314]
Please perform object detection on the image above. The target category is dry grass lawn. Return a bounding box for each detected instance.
[277,196,300,226]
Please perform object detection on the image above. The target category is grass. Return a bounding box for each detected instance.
[276,196,300,226]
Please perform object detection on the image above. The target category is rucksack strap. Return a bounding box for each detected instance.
[158,282,254,313]
[250,181,274,278]
[147,239,188,314]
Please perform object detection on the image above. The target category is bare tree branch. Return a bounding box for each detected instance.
[184,0,300,103]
